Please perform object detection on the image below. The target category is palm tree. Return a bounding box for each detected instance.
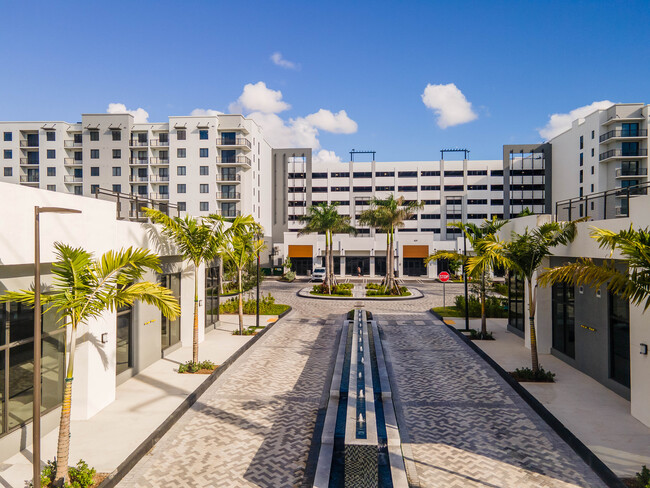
[299,204,354,293]
[426,217,508,337]
[359,195,423,294]
[145,209,255,363]
[221,225,266,334]
[0,243,180,486]
[538,225,650,311]
[467,220,580,372]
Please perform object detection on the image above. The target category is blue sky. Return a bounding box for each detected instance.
[2,0,649,161]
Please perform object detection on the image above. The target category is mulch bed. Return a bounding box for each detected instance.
[508,372,555,383]
[180,366,219,374]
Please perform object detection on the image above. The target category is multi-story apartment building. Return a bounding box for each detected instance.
[0,113,273,231]
[271,153,505,276]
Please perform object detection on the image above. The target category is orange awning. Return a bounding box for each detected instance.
[288,245,313,258]
[403,245,429,258]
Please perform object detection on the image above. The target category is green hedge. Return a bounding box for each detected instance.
[216,294,289,315]
[366,285,409,297]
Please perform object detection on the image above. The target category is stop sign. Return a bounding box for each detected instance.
[438,271,450,282]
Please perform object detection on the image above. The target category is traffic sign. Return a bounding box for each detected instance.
[438,271,450,282]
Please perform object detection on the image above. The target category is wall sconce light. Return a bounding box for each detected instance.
[101,333,108,344]
[579,286,584,294]
[596,289,601,298]
[641,344,648,355]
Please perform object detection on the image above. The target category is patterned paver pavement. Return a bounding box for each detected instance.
[379,313,608,488]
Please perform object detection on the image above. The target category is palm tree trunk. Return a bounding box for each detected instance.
[329,232,336,288]
[54,322,77,486]
[193,265,199,364]
[387,227,398,294]
[324,231,331,294]
[481,273,487,336]
[238,268,244,335]
[527,278,539,373]
[381,231,389,288]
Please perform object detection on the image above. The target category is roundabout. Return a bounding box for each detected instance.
[297,283,424,300]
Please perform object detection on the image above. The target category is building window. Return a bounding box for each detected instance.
[591,130,595,139]
[467,185,487,190]
[177,148,186,158]
[421,170,440,176]
[199,148,209,158]
[112,184,121,193]
[579,135,584,149]
[113,149,121,159]
[74,133,82,144]
[591,166,594,175]
[159,133,169,143]
[3,167,12,176]
[200,184,209,193]
[444,185,464,191]
[552,282,575,358]
[375,186,394,191]
[579,153,583,166]
[177,130,186,140]
[177,202,186,211]
[177,166,186,175]
[200,166,209,175]
[591,184,594,192]
[591,148,594,157]
[112,130,121,141]
[90,184,99,194]
[46,131,55,142]
[90,149,99,159]
[491,185,503,191]
[330,172,350,178]
[47,167,56,177]
[3,150,11,159]
[200,202,209,211]
[47,150,55,159]
[508,272,525,333]
[47,185,56,191]
[91,167,100,177]
[90,131,99,141]
[609,292,630,387]
[199,130,208,140]
[74,186,83,195]
[579,170,583,183]
[112,167,121,177]
[421,185,440,191]
[177,184,186,193]
[3,132,11,141]
[397,186,417,192]
[398,171,418,177]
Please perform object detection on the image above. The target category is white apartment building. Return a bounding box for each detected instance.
[0,113,273,232]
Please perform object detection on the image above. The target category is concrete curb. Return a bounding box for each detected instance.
[429,309,625,488]
[296,287,424,301]
[97,306,293,488]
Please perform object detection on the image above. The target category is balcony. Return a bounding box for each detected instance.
[20,175,39,183]
[150,139,169,147]
[150,175,170,183]
[216,138,252,150]
[64,158,83,166]
[128,211,148,220]
[600,129,648,143]
[129,175,149,183]
[149,157,170,165]
[216,156,251,167]
[216,173,241,182]
[129,139,149,147]
[64,140,83,148]
[599,148,648,162]
[129,158,149,165]
[64,176,83,183]
[216,192,241,200]
[20,140,39,148]
[215,209,241,218]
[20,158,39,166]
[616,167,648,178]
[150,193,169,200]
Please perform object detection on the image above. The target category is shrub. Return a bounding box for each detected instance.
[453,294,508,318]
[636,465,650,488]
[311,283,352,296]
[469,329,494,340]
[511,366,555,382]
[217,293,289,315]
[366,285,409,297]
[232,327,261,336]
[281,270,295,282]
[178,360,216,373]
[365,283,382,290]
[491,282,509,296]
[35,459,96,488]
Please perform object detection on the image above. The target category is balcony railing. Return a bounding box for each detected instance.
[20,140,39,147]
[216,173,241,182]
[64,140,83,148]
[64,158,83,165]
[129,158,148,165]
[129,175,149,182]
[129,139,149,147]
[215,209,241,218]
[150,139,169,147]
[216,137,251,149]
[20,175,39,183]
[150,193,169,200]
[150,175,170,182]
[20,158,39,165]
[555,181,650,221]
[616,167,648,178]
[216,156,251,167]
[149,157,170,165]
[599,148,648,161]
[216,192,241,199]
[64,176,83,183]
[599,129,647,142]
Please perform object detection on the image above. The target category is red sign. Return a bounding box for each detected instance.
[438,271,450,282]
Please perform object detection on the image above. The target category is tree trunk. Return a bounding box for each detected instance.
[53,323,77,486]
[238,268,244,335]
[527,278,539,373]
[193,265,199,364]
[480,273,487,337]
[324,231,331,294]
[386,227,399,294]
[329,232,336,288]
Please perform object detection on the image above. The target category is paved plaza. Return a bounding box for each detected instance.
[117,280,610,487]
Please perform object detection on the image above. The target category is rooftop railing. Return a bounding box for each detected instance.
[555,181,650,221]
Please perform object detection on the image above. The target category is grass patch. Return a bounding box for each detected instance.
[509,366,555,383]
[216,294,289,315]
[432,306,464,317]
[178,360,218,374]
[232,326,265,336]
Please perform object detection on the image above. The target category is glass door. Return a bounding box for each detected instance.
[160,274,181,351]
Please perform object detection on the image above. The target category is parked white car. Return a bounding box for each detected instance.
[312,267,326,282]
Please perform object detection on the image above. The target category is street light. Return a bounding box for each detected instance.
[34,206,81,488]
[256,233,261,328]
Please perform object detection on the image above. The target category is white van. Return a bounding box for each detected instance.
[312,267,326,282]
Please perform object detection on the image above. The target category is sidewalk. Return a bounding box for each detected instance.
[448,317,650,478]
[0,315,278,488]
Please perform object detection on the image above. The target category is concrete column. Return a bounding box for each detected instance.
[370,256,376,277]
[341,256,346,277]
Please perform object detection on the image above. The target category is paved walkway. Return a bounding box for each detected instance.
[118,311,341,488]
[379,312,607,488]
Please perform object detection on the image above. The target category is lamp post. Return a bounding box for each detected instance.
[463,231,469,331]
[33,206,81,488]
[256,234,261,328]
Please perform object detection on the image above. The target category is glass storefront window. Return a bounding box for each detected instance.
[160,274,181,351]
[552,283,575,358]
[116,306,132,375]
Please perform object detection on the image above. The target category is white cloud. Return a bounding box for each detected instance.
[106,103,149,123]
[313,149,343,164]
[229,81,290,114]
[246,112,319,148]
[270,52,299,70]
[538,100,614,140]
[304,109,358,134]
[421,83,478,129]
[190,108,223,116]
